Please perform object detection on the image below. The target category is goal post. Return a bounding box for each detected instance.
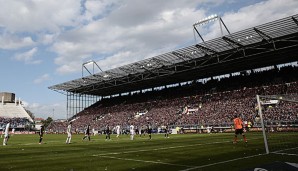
[256,94,298,155]
[256,95,269,154]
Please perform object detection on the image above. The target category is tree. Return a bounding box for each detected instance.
[41,117,53,128]
[25,109,35,120]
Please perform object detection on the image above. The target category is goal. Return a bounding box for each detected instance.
[256,94,298,155]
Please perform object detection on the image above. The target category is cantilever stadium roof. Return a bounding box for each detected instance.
[49,14,298,96]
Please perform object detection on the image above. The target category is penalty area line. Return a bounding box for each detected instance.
[179,153,266,171]
[91,137,260,157]
[271,147,298,156]
[271,147,298,153]
[97,155,196,168]
[91,140,235,156]
[271,152,298,156]
[21,140,61,146]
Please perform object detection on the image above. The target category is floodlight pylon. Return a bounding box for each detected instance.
[193,14,230,43]
[82,60,103,77]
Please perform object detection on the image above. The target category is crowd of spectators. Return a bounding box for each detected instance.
[47,65,298,133]
[47,121,68,133]
[0,117,30,129]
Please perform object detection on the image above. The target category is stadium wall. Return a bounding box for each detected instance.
[0,92,15,103]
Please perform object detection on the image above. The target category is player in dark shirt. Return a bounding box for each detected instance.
[105,125,111,140]
[39,125,44,144]
[164,125,169,138]
[147,123,152,140]
[82,124,91,141]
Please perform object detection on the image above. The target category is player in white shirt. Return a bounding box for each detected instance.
[12,128,15,136]
[3,122,10,146]
[130,124,135,140]
[66,122,72,144]
[138,126,142,137]
[92,128,95,136]
[116,125,121,138]
[1,128,4,138]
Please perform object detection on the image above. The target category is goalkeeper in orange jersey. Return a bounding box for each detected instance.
[233,114,247,144]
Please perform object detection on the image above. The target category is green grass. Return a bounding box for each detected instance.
[0,132,297,171]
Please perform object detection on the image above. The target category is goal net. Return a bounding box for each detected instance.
[256,93,298,155]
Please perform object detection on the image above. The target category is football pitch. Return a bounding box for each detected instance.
[0,132,297,171]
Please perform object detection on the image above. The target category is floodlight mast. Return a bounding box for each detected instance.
[193,14,219,27]
[193,14,230,43]
[82,60,103,77]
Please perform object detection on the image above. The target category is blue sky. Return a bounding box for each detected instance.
[0,0,297,119]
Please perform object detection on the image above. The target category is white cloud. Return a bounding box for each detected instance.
[0,0,81,33]
[2,0,297,76]
[33,74,51,84]
[0,34,35,49]
[97,51,139,71]
[51,1,207,74]
[81,0,120,22]
[204,0,298,40]
[51,0,298,75]
[23,101,66,119]
[13,47,41,64]
[56,63,80,75]
[38,33,57,45]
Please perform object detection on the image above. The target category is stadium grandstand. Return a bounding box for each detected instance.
[0,92,34,131]
[48,14,298,134]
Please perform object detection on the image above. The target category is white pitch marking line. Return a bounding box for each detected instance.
[92,137,261,157]
[179,154,266,171]
[99,155,196,168]
[91,137,262,169]
[92,140,234,156]
[271,147,298,154]
[21,140,61,145]
[272,152,298,156]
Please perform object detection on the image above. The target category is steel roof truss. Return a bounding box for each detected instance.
[253,27,273,42]
[104,71,125,79]
[133,62,156,74]
[171,52,188,61]
[118,66,136,74]
[195,44,217,55]
[219,51,237,63]
[292,16,298,26]
[222,36,244,48]
[48,14,298,94]
[129,73,144,82]
[152,58,172,66]
[91,75,105,81]
[82,77,99,84]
